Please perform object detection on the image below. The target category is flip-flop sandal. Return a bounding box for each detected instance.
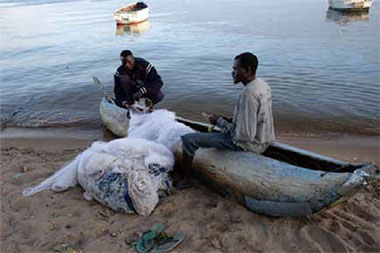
[135,223,165,253]
[152,231,185,253]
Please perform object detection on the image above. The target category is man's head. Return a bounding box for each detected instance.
[120,50,135,71]
[232,52,258,84]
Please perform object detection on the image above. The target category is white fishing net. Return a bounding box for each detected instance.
[22,109,194,216]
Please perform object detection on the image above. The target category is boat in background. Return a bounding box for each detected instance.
[328,0,373,11]
[113,2,149,25]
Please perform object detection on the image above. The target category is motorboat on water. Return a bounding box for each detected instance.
[113,2,149,25]
[328,0,373,11]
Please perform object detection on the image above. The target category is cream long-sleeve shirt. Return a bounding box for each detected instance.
[216,78,275,153]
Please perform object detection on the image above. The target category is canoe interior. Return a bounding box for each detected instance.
[176,117,364,174]
[117,2,148,13]
[328,6,370,12]
[263,144,362,173]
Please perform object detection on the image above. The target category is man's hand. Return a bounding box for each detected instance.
[133,91,143,101]
[122,100,134,108]
[209,114,220,125]
[122,100,131,108]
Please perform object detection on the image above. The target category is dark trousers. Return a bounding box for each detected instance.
[181,132,242,156]
[122,75,164,105]
[146,90,164,104]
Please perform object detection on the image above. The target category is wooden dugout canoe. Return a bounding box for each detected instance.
[99,97,378,216]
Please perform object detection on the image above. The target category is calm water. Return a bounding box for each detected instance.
[1,0,379,136]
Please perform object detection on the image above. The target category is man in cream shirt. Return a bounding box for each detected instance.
[176,52,275,189]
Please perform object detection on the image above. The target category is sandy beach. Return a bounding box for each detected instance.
[1,133,379,253]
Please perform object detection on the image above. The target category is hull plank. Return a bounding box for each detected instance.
[244,197,313,216]
[175,148,351,213]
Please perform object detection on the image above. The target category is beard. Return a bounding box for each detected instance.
[233,78,240,84]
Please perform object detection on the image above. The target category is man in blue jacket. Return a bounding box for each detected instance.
[114,50,164,108]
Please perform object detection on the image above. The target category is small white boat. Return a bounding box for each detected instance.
[328,0,373,11]
[113,2,149,25]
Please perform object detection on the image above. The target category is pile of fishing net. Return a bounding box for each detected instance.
[22,109,194,216]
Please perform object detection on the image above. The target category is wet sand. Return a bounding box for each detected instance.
[1,134,379,252]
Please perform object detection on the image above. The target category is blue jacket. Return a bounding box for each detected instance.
[114,57,164,106]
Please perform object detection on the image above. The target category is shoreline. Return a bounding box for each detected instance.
[1,127,379,165]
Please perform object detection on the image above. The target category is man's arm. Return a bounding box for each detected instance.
[208,113,233,132]
[114,72,133,107]
[233,92,259,144]
[216,117,234,133]
[137,62,164,97]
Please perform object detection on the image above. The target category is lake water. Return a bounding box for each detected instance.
[1,0,379,137]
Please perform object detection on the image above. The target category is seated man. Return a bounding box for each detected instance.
[114,50,164,108]
[177,52,275,189]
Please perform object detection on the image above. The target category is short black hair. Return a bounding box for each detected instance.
[234,52,258,75]
[120,50,133,63]
[120,50,133,57]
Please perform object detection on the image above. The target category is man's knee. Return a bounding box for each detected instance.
[181,133,199,156]
[181,133,200,144]
[150,90,164,104]
[181,133,192,148]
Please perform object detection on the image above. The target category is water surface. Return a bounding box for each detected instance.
[1,0,379,136]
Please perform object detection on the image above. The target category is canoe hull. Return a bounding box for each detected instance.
[328,0,373,11]
[113,3,150,25]
[99,98,376,216]
[99,97,129,137]
[174,145,373,215]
